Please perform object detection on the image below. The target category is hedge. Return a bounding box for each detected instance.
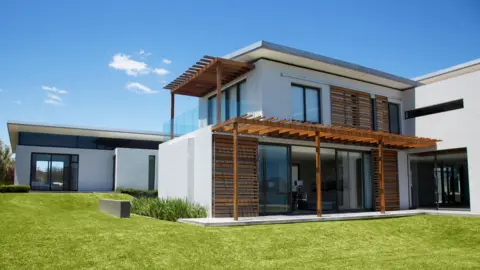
[115,187,158,198]
[131,197,207,221]
[0,185,30,193]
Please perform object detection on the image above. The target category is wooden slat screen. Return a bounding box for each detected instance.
[212,134,259,217]
[331,86,372,129]
[375,95,389,132]
[372,149,399,211]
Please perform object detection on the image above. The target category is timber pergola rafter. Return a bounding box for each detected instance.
[212,115,440,220]
[164,56,255,139]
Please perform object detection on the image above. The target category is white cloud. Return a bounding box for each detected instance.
[126,82,159,94]
[47,93,62,101]
[109,54,150,76]
[41,86,68,94]
[139,49,152,58]
[152,68,170,76]
[162,58,172,65]
[44,99,63,106]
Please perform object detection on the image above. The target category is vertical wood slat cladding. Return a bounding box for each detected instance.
[331,86,372,129]
[375,95,389,132]
[212,134,259,217]
[372,149,399,211]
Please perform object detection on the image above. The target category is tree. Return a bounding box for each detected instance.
[0,139,15,184]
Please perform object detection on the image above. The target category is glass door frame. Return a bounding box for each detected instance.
[29,153,79,191]
[258,143,292,215]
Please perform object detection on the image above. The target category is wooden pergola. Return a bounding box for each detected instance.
[213,115,440,220]
[164,56,254,138]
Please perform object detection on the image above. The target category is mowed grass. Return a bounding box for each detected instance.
[1,193,480,269]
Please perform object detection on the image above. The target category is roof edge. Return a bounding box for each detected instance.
[413,58,480,82]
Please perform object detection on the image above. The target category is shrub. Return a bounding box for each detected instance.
[0,185,30,193]
[116,187,158,198]
[131,197,207,221]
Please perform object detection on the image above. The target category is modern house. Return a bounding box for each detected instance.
[7,41,478,219]
[157,41,478,219]
[8,122,169,191]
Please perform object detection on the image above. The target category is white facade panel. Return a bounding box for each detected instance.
[15,145,114,191]
[411,70,480,213]
[114,148,158,190]
[157,126,213,216]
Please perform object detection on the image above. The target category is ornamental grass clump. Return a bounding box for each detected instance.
[131,197,207,221]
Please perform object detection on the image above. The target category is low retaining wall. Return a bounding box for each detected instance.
[99,199,130,218]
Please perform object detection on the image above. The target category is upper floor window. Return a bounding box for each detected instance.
[388,102,401,134]
[208,80,246,125]
[404,99,463,119]
[291,85,321,123]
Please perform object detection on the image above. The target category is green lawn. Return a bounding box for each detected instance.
[1,193,479,269]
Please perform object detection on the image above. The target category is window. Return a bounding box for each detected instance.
[30,153,79,191]
[290,84,321,123]
[371,98,376,130]
[207,80,246,125]
[19,132,161,150]
[405,99,464,119]
[148,155,156,190]
[388,102,400,134]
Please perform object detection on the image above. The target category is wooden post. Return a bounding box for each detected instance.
[233,122,238,221]
[216,62,222,125]
[315,131,322,217]
[378,138,385,214]
[170,92,175,139]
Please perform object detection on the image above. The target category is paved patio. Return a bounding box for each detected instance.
[178,209,480,227]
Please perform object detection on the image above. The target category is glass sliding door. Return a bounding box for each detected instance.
[337,151,366,211]
[30,153,79,191]
[259,145,291,214]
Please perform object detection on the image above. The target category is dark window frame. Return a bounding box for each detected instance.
[148,155,156,190]
[291,84,322,124]
[29,152,79,191]
[207,80,246,125]
[371,98,376,130]
[405,99,464,119]
[388,102,401,134]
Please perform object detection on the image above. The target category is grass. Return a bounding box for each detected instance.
[1,193,479,269]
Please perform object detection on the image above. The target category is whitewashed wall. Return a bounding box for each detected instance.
[157,126,213,216]
[114,148,158,190]
[408,70,480,213]
[15,145,114,191]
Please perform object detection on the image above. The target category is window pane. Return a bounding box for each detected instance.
[291,86,304,121]
[389,103,400,134]
[228,86,237,119]
[208,96,216,125]
[148,155,156,190]
[221,91,227,122]
[238,82,248,115]
[31,154,50,191]
[305,88,320,123]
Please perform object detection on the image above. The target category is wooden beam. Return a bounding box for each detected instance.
[170,92,175,139]
[216,62,222,125]
[378,138,385,214]
[316,131,322,217]
[233,122,238,221]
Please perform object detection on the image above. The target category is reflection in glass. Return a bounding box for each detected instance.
[337,151,363,210]
[306,88,320,123]
[31,154,50,190]
[259,145,290,214]
[291,86,304,121]
[30,153,78,191]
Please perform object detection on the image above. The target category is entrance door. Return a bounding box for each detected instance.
[259,145,291,214]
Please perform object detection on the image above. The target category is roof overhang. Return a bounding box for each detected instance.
[164,56,254,97]
[213,115,440,150]
[413,58,480,84]
[7,121,170,153]
[224,41,421,90]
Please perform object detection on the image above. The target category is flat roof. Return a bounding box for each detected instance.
[223,41,421,90]
[7,121,171,152]
[413,58,480,84]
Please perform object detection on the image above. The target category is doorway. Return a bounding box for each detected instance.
[30,153,79,191]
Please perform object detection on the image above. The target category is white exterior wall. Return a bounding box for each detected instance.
[15,145,114,191]
[157,126,213,216]
[409,70,480,213]
[114,148,158,190]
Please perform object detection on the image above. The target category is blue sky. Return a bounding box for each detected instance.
[0,0,479,147]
